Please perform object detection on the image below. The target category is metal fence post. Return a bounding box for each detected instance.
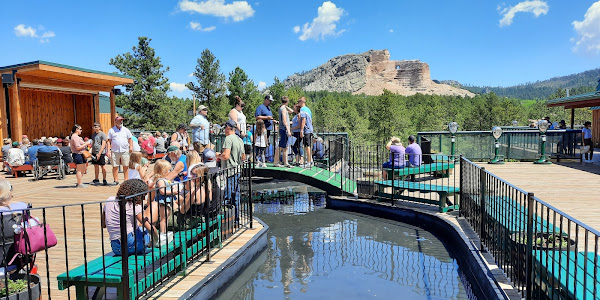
[526,192,535,300]
[459,155,463,218]
[479,167,486,249]
[248,161,253,229]
[118,195,130,300]
[204,173,212,262]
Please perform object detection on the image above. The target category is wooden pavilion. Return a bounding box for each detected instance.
[0,61,133,141]
[547,84,600,146]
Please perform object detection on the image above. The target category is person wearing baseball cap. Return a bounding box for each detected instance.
[165,145,188,182]
[107,115,133,185]
[217,119,246,222]
[190,105,210,152]
[255,95,277,141]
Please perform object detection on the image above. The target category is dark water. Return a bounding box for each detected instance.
[216,182,474,300]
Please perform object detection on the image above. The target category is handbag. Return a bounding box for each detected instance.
[13,214,58,254]
[82,150,92,160]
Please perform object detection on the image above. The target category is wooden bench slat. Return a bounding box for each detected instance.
[384,162,455,176]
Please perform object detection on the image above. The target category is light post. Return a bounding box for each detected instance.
[534,119,552,164]
[448,122,458,160]
[512,120,518,127]
[489,126,504,164]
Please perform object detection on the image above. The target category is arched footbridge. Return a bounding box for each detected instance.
[251,163,357,196]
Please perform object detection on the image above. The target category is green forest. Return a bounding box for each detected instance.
[111,37,594,143]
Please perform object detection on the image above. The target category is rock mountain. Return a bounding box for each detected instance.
[284,49,474,97]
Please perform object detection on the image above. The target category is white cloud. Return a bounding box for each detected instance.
[190,21,216,32]
[293,25,300,33]
[389,29,394,33]
[295,1,345,41]
[499,1,549,27]
[188,73,194,77]
[170,82,190,93]
[257,81,267,90]
[572,1,600,54]
[179,0,254,22]
[14,24,56,42]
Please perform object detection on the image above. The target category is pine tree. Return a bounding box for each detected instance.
[187,49,227,123]
[109,37,185,130]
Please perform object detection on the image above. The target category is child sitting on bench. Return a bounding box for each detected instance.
[103,179,159,255]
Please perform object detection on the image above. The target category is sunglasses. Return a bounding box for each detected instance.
[240,104,245,108]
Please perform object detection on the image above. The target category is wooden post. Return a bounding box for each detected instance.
[0,80,7,142]
[110,90,116,127]
[193,94,196,116]
[571,108,575,129]
[9,77,23,139]
[93,93,100,123]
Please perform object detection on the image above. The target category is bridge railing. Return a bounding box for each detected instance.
[460,157,600,299]
[417,130,582,161]
[1,163,252,300]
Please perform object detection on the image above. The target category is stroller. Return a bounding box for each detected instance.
[33,149,65,180]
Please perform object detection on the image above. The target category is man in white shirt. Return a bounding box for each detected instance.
[107,116,133,185]
[189,105,211,152]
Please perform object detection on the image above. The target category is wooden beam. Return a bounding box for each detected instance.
[571,108,575,129]
[18,74,113,92]
[9,79,23,139]
[94,93,100,123]
[0,80,7,142]
[110,90,116,128]
[38,64,133,85]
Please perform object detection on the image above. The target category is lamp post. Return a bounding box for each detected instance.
[489,126,504,164]
[448,122,458,160]
[512,120,518,127]
[534,119,552,164]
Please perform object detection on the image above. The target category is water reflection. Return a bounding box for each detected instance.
[217,183,473,300]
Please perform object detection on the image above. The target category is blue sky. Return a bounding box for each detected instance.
[2,0,600,98]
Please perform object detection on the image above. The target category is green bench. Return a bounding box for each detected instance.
[384,162,455,179]
[57,217,221,300]
[534,251,600,299]
[375,180,459,212]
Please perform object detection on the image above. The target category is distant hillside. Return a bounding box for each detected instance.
[462,68,600,100]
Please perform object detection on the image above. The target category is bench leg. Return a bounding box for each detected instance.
[92,286,105,300]
[75,284,89,300]
[438,192,459,213]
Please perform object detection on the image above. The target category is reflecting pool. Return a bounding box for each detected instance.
[217,182,474,300]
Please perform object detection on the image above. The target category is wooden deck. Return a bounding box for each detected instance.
[3,166,262,299]
[480,162,600,234]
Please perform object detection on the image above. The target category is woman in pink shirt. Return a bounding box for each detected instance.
[70,124,90,188]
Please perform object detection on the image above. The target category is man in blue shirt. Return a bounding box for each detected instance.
[190,105,211,152]
[25,139,41,165]
[299,108,314,168]
[255,95,276,141]
[298,97,312,119]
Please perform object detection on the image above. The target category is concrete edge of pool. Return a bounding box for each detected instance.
[326,196,522,300]
[180,218,270,300]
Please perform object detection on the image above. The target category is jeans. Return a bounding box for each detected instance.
[110,228,151,256]
[225,173,241,222]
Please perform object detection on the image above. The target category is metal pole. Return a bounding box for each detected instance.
[526,192,535,300]
[204,173,211,262]
[459,155,463,218]
[479,167,486,249]
[118,195,130,300]
[248,161,253,229]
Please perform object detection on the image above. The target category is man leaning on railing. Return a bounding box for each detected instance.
[217,120,246,224]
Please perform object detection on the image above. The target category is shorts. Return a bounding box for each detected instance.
[111,152,130,167]
[279,130,289,148]
[72,153,85,165]
[383,161,404,169]
[91,153,106,165]
[110,228,151,255]
[302,133,312,147]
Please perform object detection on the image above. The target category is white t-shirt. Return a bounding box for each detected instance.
[128,163,141,180]
[108,126,132,153]
[255,129,267,147]
[237,110,246,134]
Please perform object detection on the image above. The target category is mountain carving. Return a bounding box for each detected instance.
[284,49,474,97]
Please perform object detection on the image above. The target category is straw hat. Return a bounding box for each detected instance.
[390,136,402,146]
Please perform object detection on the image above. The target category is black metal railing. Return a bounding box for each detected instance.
[460,156,600,299]
[418,130,583,161]
[0,163,252,299]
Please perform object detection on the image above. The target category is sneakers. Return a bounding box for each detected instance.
[111,181,119,186]
[103,180,109,186]
[92,179,100,185]
[75,184,88,188]
[283,164,293,168]
[154,232,174,247]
